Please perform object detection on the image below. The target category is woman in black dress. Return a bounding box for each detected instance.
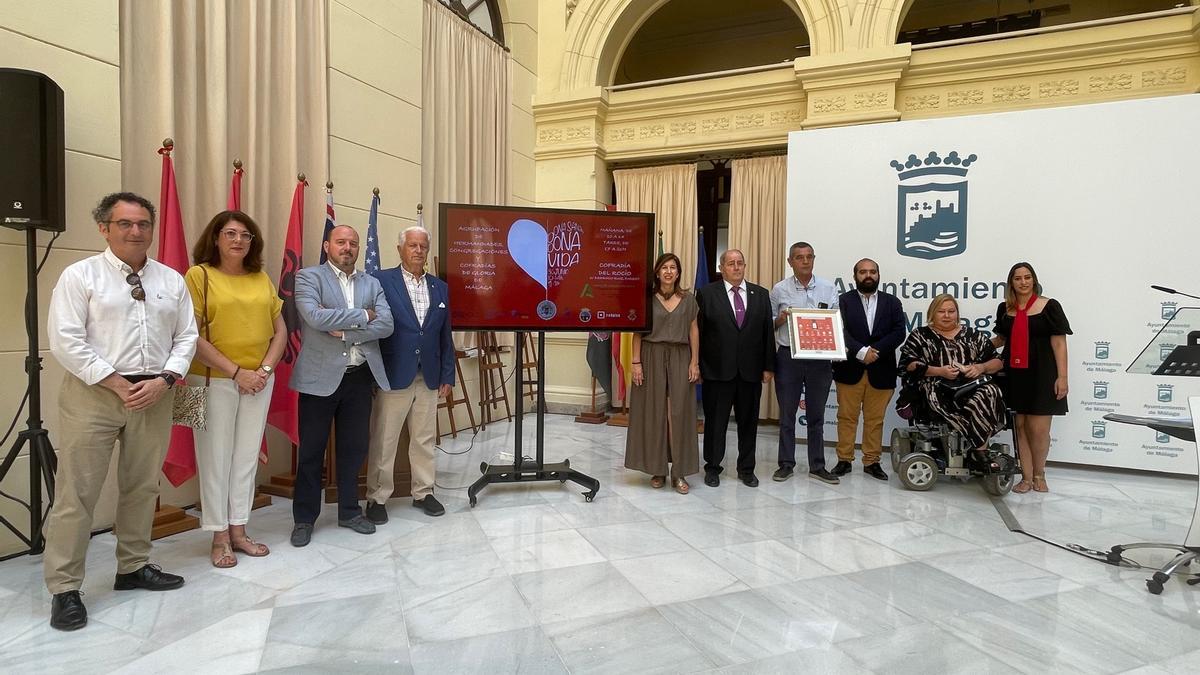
[993,262,1072,493]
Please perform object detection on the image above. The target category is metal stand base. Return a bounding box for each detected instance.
[1107,543,1200,595]
[0,426,56,556]
[468,459,598,507]
[467,332,600,507]
[0,226,58,559]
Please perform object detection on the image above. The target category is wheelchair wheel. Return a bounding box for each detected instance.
[982,473,1013,496]
[898,453,937,491]
[890,428,910,473]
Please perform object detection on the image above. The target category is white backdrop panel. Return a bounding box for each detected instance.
[786,94,1200,475]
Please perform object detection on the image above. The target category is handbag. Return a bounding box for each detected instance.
[171,266,211,430]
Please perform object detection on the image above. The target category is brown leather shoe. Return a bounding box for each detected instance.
[673,478,689,494]
[650,475,666,489]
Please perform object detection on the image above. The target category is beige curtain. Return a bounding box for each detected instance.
[613,164,699,284]
[422,0,511,220]
[613,164,698,407]
[422,0,512,350]
[729,155,788,420]
[120,0,329,267]
[119,1,329,501]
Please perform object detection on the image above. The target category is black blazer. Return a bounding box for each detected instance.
[831,290,907,390]
[696,280,775,383]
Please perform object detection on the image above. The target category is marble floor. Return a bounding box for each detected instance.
[2,416,1199,674]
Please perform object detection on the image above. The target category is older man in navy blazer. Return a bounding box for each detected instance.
[831,258,907,480]
[365,226,455,521]
[290,225,393,546]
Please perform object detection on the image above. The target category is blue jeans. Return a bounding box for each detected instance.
[774,347,832,471]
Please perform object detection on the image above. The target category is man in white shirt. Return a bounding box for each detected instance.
[44,192,199,631]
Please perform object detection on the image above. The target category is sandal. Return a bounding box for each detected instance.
[231,536,270,557]
[1033,475,1049,493]
[673,478,689,495]
[1012,480,1033,494]
[650,475,666,489]
[211,541,237,568]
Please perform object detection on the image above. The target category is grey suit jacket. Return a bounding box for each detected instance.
[290,263,393,396]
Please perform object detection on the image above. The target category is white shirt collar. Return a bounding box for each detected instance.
[793,275,816,290]
[103,247,145,275]
[401,266,426,283]
[723,279,743,294]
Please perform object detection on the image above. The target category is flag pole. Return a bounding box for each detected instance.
[152,135,201,535]
[261,172,309,499]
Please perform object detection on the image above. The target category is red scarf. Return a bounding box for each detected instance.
[1009,294,1038,369]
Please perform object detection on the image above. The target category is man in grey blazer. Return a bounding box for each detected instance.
[290,225,393,546]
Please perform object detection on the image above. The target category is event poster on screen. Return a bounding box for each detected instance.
[439,204,655,331]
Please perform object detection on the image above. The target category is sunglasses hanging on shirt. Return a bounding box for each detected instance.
[126,272,146,301]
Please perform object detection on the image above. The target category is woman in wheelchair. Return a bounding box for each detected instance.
[898,294,1007,468]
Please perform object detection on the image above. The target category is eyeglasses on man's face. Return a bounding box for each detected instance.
[125,272,146,301]
[219,229,254,242]
[104,219,154,231]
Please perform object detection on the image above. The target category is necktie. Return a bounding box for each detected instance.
[732,286,745,328]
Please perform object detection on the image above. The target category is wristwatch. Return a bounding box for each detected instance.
[259,364,274,374]
[158,373,177,388]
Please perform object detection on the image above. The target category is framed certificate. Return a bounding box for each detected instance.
[786,308,846,360]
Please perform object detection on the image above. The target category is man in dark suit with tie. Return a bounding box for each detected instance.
[696,249,775,487]
[831,258,907,480]
[366,226,455,521]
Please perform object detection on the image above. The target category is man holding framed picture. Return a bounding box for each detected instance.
[769,242,841,485]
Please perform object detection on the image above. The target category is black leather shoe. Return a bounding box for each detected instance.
[772,466,793,482]
[831,461,852,476]
[114,564,184,592]
[365,500,389,524]
[864,463,889,481]
[704,473,720,487]
[809,469,841,485]
[50,590,87,631]
[413,495,446,517]
[338,515,377,534]
[290,523,313,547]
[739,473,760,488]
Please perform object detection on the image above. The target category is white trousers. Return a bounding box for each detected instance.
[367,380,439,502]
[190,374,274,531]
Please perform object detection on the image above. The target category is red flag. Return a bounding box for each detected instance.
[266,177,306,445]
[157,143,198,487]
[227,161,243,211]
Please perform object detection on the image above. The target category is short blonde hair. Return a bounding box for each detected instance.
[926,293,958,324]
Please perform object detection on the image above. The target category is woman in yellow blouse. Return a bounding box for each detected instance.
[185,211,286,568]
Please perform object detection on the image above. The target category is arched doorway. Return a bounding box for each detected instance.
[611,0,809,86]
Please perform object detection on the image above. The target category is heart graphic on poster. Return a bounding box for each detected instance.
[507,218,557,319]
[507,219,548,289]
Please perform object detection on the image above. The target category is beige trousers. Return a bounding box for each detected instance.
[835,373,895,466]
[367,380,438,502]
[44,374,173,594]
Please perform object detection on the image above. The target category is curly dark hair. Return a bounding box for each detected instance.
[192,210,265,272]
[91,192,157,226]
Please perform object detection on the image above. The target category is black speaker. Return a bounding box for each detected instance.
[0,69,66,232]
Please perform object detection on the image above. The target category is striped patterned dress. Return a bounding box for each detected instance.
[898,325,1006,449]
